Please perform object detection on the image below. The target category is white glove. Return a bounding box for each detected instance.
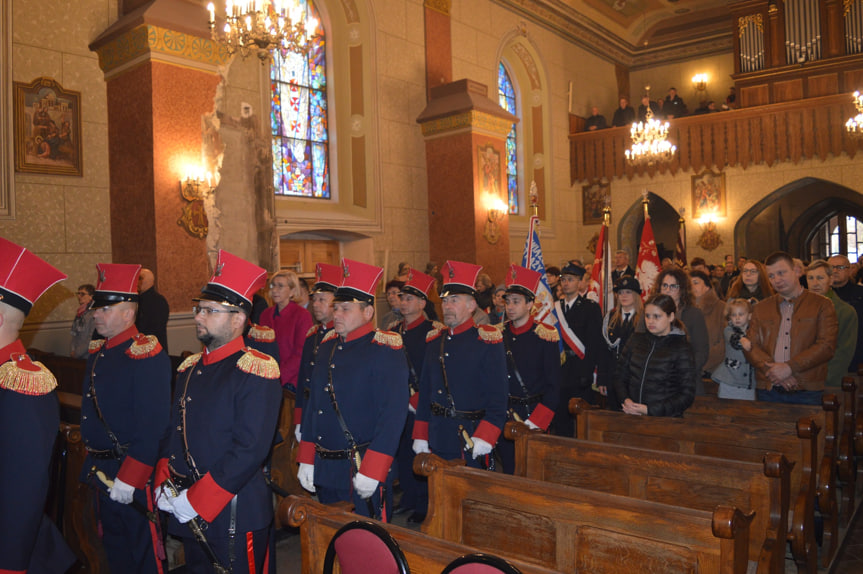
[298,463,316,493]
[524,419,540,430]
[108,476,135,504]
[352,472,378,499]
[170,490,199,524]
[412,439,430,454]
[471,437,493,458]
[156,486,175,513]
[294,424,302,443]
[408,403,416,414]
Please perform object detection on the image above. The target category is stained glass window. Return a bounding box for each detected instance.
[271,1,329,198]
[497,62,519,214]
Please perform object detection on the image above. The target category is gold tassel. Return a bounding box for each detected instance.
[322,330,338,344]
[89,340,105,354]
[127,334,162,359]
[0,354,58,396]
[426,325,444,342]
[305,325,318,339]
[248,324,276,342]
[177,353,202,373]
[534,323,560,343]
[237,349,281,380]
[477,324,503,344]
[373,330,403,350]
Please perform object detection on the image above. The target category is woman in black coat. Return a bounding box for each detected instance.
[614,294,696,417]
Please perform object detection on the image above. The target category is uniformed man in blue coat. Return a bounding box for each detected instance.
[296,259,408,521]
[81,263,171,574]
[393,267,442,522]
[0,238,74,574]
[497,263,561,474]
[294,262,341,444]
[155,250,282,574]
[412,260,508,470]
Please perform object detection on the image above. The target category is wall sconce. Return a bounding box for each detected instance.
[692,74,708,92]
[180,169,214,200]
[695,214,723,251]
[482,194,509,245]
[177,167,214,239]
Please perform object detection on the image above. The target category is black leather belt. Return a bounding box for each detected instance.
[430,403,485,420]
[315,443,369,460]
[508,394,543,407]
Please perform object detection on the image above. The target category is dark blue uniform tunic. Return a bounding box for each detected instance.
[80,325,171,574]
[294,321,332,433]
[297,322,408,520]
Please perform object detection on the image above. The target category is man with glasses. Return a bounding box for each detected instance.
[156,251,281,573]
[828,254,863,372]
[81,263,171,573]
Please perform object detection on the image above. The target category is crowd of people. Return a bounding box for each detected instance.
[4,234,861,573]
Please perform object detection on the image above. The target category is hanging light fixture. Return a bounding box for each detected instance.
[206,0,318,62]
[625,85,677,166]
[845,91,863,139]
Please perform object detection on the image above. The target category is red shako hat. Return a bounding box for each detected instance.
[195,250,267,313]
[401,268,436,300]
[92,263,141,307]
[505,263,542,300]
[334,259,383,304]
[312,263,341,294]
[440,260,482,298]
[0,238,67,316]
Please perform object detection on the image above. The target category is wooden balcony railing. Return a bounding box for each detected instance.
[569,93,863,183]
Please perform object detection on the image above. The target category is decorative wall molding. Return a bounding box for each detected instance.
[419,110,516,138]
[1,0,14,219]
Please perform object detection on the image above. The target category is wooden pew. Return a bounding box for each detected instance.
[505,423,790,574]
[414,454,754,574]
[568,398,818,574]
[278,496,563,574]
[268,388,307,527]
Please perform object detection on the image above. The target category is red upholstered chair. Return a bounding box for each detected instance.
[441,553,523,574]
[322,520,410,574]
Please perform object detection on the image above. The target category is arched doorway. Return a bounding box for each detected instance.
[617,193,680,263]
[734,178,863,261]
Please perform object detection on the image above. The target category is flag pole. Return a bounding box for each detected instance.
[530,180,539,218]
[641,189,650,219]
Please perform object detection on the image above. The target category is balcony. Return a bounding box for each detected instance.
[569,93,863,183]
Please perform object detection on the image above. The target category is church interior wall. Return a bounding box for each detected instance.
[630,51,736,110]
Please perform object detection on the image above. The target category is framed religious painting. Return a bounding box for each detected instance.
[14,77,83,176]
[691,169,726,220]
[582,179,610,225]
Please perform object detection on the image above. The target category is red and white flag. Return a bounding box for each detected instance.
[587,220,614,314]
[636,215,662,300]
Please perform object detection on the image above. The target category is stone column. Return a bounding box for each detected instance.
[416,80,517,283]
[424,0,453,101]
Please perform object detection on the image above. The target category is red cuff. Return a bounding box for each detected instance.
[187,472,234,523]
[117,456,153,490]
[472,420,501,445]
[154,458,169,486]
[359,450,394,483]
[409,393,419,410]
[297,441,316,464]
[529,404,554,431]
[0,568,26,573]
[412,420,429,440]
[293,406,302,423]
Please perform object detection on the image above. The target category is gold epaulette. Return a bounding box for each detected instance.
[321,330,338,344]
[426,323,445,342]
[237,348,281,380]
[534,322,560,343]
[89,340,105,354]
[372,330,403,350]
[305,325,318,339]
[126,333,162,359]
[0,354,58,396]
[477,324,503,344]
[177,353,202,373]
[248,324,276,343]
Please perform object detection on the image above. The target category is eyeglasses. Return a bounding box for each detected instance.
[741,268,759,274]
[831,265,849,271]
[660,283,680,290]
[192,305,239,316]
[76,291,89,296]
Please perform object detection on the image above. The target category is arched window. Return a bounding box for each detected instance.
[497,62,518,214]
[270,1,330,198]
[808,214,863,263]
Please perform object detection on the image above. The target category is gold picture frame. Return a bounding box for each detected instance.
[582,179,610,225]
[14,77,83,176]
[691,169,726,220]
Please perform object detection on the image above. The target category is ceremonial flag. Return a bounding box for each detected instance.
[521,215,556,327]
[636,215,662,300]
[587,220,613,314]
[674,218,687,268]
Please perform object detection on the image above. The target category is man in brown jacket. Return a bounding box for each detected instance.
[744,252,838,405]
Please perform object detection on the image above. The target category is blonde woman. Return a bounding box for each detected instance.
[259,270,313,390]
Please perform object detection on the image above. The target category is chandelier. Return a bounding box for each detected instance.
[845,91,863,139]
[625,86,677,166]
[206,1,317,62]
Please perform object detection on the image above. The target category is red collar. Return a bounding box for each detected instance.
[0,339,27,364]
[449,318,475,336]
[203,336,245,365]
[344,321,374,342]
[105,325,139,349]
[403,316,426,331]
[323,320,334,329]
[509,317,535,335]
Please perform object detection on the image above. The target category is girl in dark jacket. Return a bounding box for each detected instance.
[614,294,696,417]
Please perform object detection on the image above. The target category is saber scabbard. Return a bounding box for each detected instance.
[90,466,158,523]
[162,478,231,574]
